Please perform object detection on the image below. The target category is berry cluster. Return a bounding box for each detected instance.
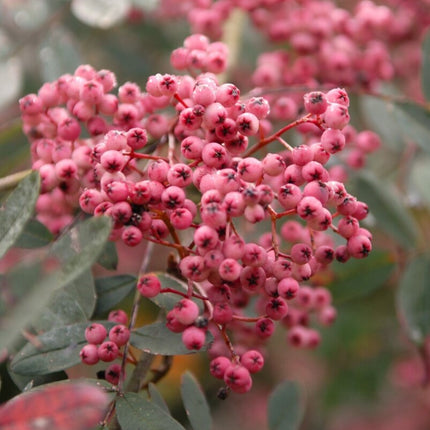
[79,312,129,385]
[140,0,429,99]
[21,34,374,394]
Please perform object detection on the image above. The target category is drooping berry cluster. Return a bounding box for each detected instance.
[79,312,129,385]
[21,34,374,394]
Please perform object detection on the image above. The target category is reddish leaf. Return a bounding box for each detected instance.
[0,381,110,430]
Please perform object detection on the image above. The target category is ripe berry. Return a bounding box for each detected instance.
[85,323,107,345]
[98,341,119,362]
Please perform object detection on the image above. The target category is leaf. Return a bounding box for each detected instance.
[0,171,40,259]
[94,275,137,315]
[148,383,170,414]
[353,172,418,248]
[14,218,54,248]
[33,270,95,332]
[267,381,304,430]
[393,101,430,153]
[130,322,213,356]
[422,30,430,102]
[8,367,68,391]
[181,371,212,430]
[397,255,430,344]
[150,273,204,313]
[116,392,186,430]
[329,251,395,303]
[409,157,430,206]
[0,217,111,350]
[359,95,404,151]
[97,240,118,270]
[10,321,115,375]
[0,381,110,430]
[71,0,130,28]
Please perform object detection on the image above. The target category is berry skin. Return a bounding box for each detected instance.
[266,297,289,320]
[137,274,161,298]
[85,323,107,345]
[210,356,231,379]
[108,309,128,325]
[303,91,328,115]
[182,326,206,350]
[109,325,130,347]
[105,363,122,385]
[173,299,200,325]
[98,341,119,362]
[241,350,264,373]
[224,364,252,393]
[80,344,99,365]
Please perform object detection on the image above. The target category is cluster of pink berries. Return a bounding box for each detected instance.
[141,0,429,100]
[79,311,129,385]
[21,33,374,394]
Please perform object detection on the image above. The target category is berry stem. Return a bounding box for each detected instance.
[244,114,322,157]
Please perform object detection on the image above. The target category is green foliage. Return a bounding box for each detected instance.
[353,172,419,248]
[268,380,304,430]
[0,171,40,259]
[96,240,118,271]
[422,30,430,102]
[329,250,395,303]
[130,321,213,355]
[116,392,186,430]
[14,218,54,249]
[393,102,430,154]
[10,321,115,376]
[94,274,137,315]
[397,255,430,344]
[150,273,205,312]
[180,371,212,430]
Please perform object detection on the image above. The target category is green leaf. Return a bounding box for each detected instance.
[359,95,404,151]
[10,321,115,375]
[329,251,395,303]
[97,240,118,270]
[397,255,430,344]
[353,172,418,248]
[116,392,186,430]
[181,371,212,430]
[148,383,170,414]
[0,171,40,259]
[0,217,111,350]
[14,218,54,248]
[409,157,430,206]
[150,273,204,313]
[268,381,304,430]
[94,275,137,315]
[393,101,430,153]
[33,270,95,332]
[8,367,68,391]
[422,30,430,102]
[130,322,213,356]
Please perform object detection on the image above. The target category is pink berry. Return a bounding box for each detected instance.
[108,310,128,325]
[241,350,264,373]
[109,325,130,347]
[174,299,200,325]
[137,273,161,298]
[210,356,231,379]
[224,364,252,393]
[98,341,119,362]
[85,323,107,345]
[182,326,206,350]
[105,363,121,385]
[80,344,99,365]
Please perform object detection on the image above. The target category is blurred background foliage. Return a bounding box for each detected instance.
[1,1,430,429]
